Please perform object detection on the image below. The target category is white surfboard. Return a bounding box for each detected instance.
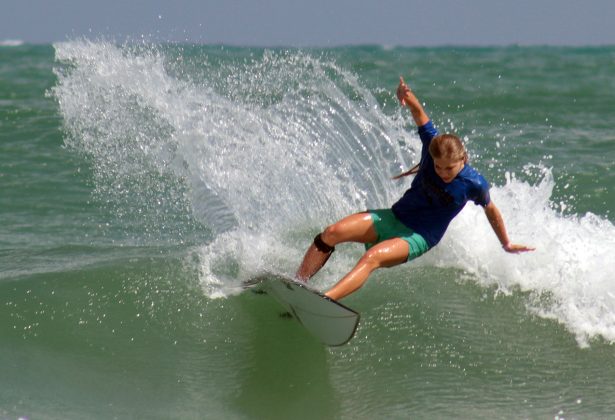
[251,272,360,346]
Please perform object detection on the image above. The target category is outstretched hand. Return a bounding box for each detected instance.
[395,76,430,126]
[503,243,536,254]
[396,76,411,107]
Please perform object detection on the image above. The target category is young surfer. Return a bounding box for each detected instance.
[296,77,534,301]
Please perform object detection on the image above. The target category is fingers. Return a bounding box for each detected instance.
[398,76,408,92]
[397,76,410,106]
[503,243,536,254]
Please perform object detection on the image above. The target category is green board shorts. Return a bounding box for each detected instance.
[365,209,430,262]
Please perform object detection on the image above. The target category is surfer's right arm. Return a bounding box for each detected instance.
[397,77,430,127]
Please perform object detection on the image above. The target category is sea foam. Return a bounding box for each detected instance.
[426,167,615,346]
[0,39,24,47]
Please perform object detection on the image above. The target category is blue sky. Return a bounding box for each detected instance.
[2,0,615,46]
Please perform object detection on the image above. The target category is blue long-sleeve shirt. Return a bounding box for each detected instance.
[391,121,491,247]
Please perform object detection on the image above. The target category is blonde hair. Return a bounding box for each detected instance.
[392,133,468,180]
[428,134,468,163]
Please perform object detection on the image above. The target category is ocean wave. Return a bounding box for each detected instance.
[51,39,615,347]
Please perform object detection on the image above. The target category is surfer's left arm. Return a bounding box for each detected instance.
[483,201,535,253]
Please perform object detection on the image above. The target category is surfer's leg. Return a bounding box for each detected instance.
[320,212,379,245]
[324,238,409,301]
[295,212,377,281]
[295,234,335,282]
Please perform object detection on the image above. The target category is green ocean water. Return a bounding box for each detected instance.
[1,42,615,419]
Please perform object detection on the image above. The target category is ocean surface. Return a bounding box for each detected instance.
[1,41,614,419]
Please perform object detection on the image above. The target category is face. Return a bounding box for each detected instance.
[433,156,465,183]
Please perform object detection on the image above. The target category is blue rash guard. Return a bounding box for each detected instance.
[391,120,491,247]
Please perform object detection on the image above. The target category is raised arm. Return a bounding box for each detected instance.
[483,201,535,253]
[397,76,430,127]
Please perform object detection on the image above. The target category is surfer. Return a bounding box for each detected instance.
[296,77,534,301]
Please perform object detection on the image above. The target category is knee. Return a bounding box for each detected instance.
[357,249,383,271]
[321,224,341,246]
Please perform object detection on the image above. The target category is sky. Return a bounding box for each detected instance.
[2,0,615,47]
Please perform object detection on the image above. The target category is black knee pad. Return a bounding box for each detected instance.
[314,233,335,253]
